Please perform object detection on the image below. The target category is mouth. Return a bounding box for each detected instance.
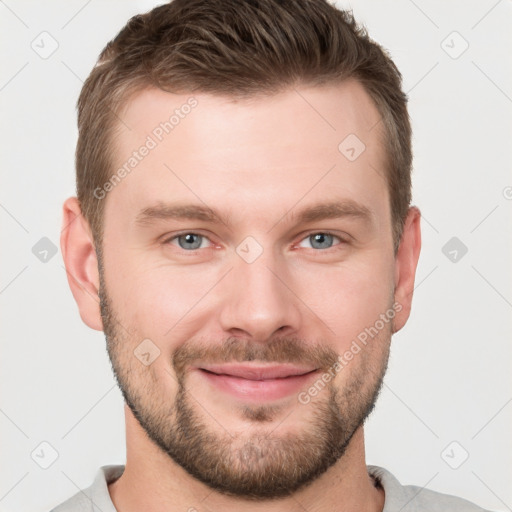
[195,363,319,402]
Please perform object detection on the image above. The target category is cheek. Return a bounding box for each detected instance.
[116,264,215,342]
[104,237,394,351]
[293,256,394,344]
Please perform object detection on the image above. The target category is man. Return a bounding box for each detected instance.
[54,0,490,510]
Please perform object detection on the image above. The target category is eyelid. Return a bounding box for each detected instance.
[163,230,217,249]
[163,230,350,252]
[294,231,348,250]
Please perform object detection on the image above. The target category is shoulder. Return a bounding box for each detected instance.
[49,465,124,512]
[50,491,92,512]
[367,465,494,512]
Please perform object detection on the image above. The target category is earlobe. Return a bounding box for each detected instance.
[60,197,104,331]
[392,206,422,334]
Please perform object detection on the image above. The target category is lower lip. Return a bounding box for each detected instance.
[198,369,318,402]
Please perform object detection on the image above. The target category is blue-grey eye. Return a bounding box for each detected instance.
[176,233,204,250]
[298,232,341,250]
[310,233,334,249]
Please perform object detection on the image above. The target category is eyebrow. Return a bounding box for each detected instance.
[135,200,374,228]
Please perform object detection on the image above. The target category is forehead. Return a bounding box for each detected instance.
[106,81,388,229]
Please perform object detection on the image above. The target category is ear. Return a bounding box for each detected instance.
[60,197,103,331]
[392,206,422,333]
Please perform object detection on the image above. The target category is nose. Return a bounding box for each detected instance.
[218,245,302,342]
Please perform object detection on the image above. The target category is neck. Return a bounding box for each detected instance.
[108,406,384,512]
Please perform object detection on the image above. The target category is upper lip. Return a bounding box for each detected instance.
[197,363,317,380]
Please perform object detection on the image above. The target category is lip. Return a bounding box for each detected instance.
[198,363,317,380]
[195,363,319,402]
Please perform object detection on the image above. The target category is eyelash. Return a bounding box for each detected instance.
[162,231,348,253]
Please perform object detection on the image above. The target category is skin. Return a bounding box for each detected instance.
[61,80,421,512]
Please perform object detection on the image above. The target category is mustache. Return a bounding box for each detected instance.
[172,336,339,378]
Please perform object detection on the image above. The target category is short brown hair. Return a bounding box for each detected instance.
[76,0,412,253]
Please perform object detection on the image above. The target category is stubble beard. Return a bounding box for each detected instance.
[98,264,391,500]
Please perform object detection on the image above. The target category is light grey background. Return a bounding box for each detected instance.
[1,1,511,511]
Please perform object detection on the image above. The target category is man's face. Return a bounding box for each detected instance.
[99,81,398,498]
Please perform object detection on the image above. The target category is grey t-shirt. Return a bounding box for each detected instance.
[50,464,492,511]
